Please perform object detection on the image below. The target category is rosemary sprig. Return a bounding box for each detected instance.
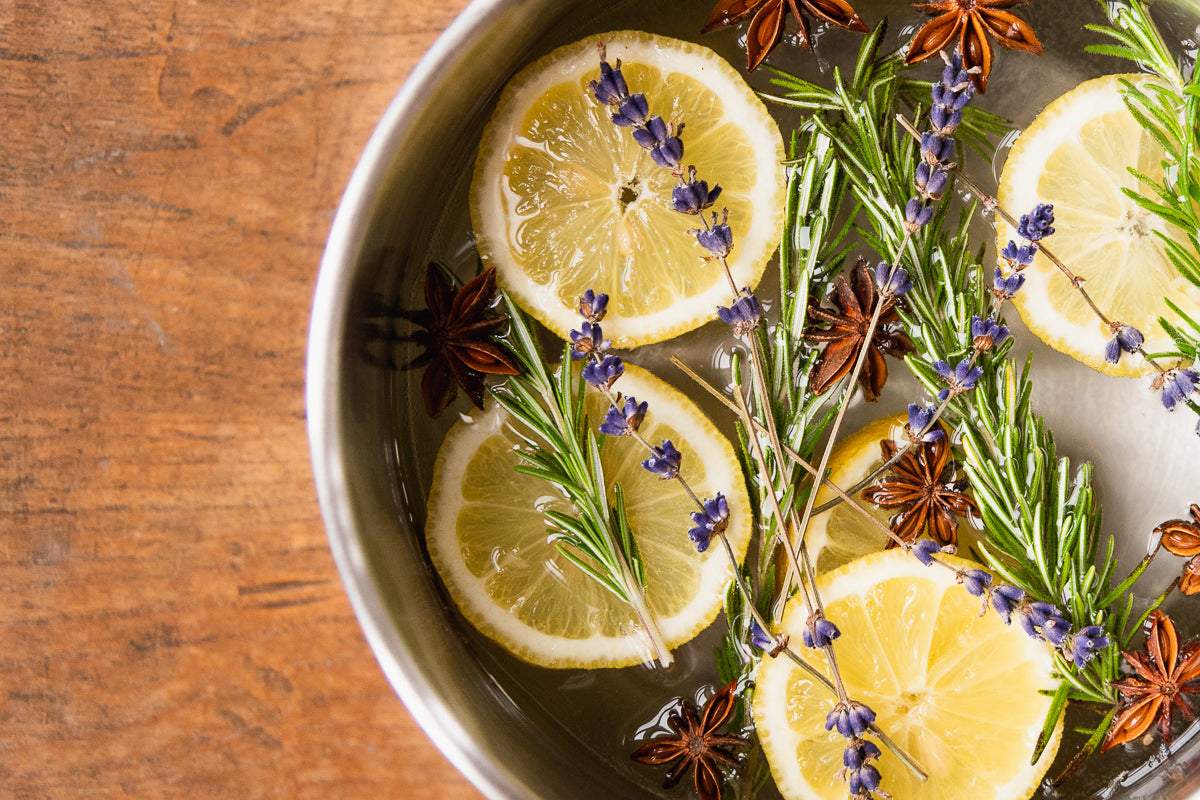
[764,36,1160,761]
[490,293,672,666]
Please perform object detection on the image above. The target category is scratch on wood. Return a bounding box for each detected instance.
[221,87,308,137]
[237,579,329,596]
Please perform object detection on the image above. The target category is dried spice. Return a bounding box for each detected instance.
[702,0,868,72]
[1156,504,1200,557]
[1102,611,1200,751]
[862,436,978,547]
[904,0,1043,93]
[631,682,749,800]
[804,259,915,401]
[400,263,520,417]
[1181,555,1200,596]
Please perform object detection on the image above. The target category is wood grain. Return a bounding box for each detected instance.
[1,0,486,796]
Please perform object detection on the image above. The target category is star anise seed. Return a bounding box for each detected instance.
[1156,503,1200,557]
[803,258,915,401]
[905,0,1043,93]
[399,263,520,417]
[703,0,868,72]
[861,435,979,547]
[1102,611,1200,752]
[631,681,750,800]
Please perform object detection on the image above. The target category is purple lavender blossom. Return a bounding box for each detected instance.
[693,210,733,259]
[999,240,1038,268]
[847,763,882,796]
[672,166,721,215]
[717,287,761,334]
[1105,324,1144,365]
[842,738,881,770]
[582,354,624,390]
[1160,369,1198,411]
[687,494,729,552]
[959,568,993,597]
[933,358,984,401]
[599,396,647,437]
[569,321,611,360]
[914,162,950,199]
[826,701,876,738]
[920,132,956,164]
[1067,625,1110,666]
[970,315,1010,352]
[631,116,684,170]
[992,268,1027,300]
[588,57,628,105]
[874,262,912,297]
[910,538,942,566]
[577,289,608,322]
[749,621,787,657]
[801,613,841,650]
[1017,204,1055,241]
[641,440,682,479]
[989,584,1025,624]
[1041,616,1071,647]
[905,403,945,444]
[903,197,934,232]
[611,93,649,127]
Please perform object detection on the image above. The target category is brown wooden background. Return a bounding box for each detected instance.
[2,0,489,796]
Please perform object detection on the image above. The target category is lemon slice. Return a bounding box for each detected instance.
[998,73,1200,376]
[754,550,1061,800]
[425,363,751,668]
[804,414,981,574]
[471,30,786,348]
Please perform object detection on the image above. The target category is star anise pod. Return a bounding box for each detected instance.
[904,0,1043,93]
[861,436,978,547]
[1156,503,1200,557]
[631,681,749,800]
[1102,611,1200,752]
[702,0,868,72]
[399,263,520,417]
[803,259,915,401]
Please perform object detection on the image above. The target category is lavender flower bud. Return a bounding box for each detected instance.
[842,738,881,770]
[970,315,1010,352]
[921,132,955,165]
[588,58,628,105]
[933,358,984,402]
[569,321,612,360]
[610,93,649,127]
[1105,324,1144,364]
[825,701,876,738]
[577,289,608,322]
[687,493,729,553]
[915,162,950,199]
[801,613,841,649]
[930,103,964,134]
[631,115,668,149]
[874,262,912,297]
[905,403,944,445]
[641,439,682,479]
[1041,616,1071,647]
[1028,601,1064,628]
[932,81,972,112]
[1067,625,1110,666]
[847,764,882,795]
[693,210,734,259]
[717,287,761,334]
[941,53,971,92]
[651,133,684,171]
[1161,369,1198,411]
[582,354,624,390]
[992,267,1026,300]
[904,197,934,232]
[910,538,942,566]
[1017,204,1055,241]
[959,568,993,597]
[990,584,1025,624]
[598,396,647,437]
[749,621,788,657]
[1000,240,1038,268]
[671,166,721,215]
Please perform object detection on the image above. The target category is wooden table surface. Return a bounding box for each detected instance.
[2,0,488,796]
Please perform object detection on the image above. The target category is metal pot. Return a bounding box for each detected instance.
[307,1,1200,797]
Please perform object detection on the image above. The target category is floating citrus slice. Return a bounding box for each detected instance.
[754,550,1062,800]
[425,363,751,668]
[471,30,785,348]
[997,73,1200,376]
